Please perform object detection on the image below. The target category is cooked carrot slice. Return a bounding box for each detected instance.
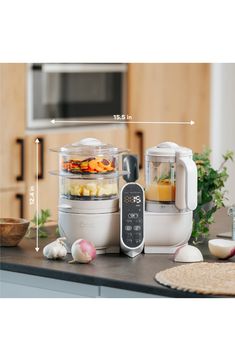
[104,165,114,171]
[98,162,105,168]
[88,160,97,170]
[95,165,104,172]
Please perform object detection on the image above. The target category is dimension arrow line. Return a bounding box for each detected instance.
[51,119,195,125]
[35,138,40,252]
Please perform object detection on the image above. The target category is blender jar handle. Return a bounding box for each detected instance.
[176,156,197,211]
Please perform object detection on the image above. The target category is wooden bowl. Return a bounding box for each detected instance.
[0,218,30,247]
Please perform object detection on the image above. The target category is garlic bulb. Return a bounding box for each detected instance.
[174,245,203,263]
[43,237,67,259]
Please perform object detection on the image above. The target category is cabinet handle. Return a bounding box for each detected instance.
[16,138,25,181]
[32,64,42,71]
[15,193,24,218]
[135,131,144,169]
[36,137,44,180]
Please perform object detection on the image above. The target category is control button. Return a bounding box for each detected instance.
[126,238,132,243]
[128,213,138,219]
[125,225,132,231]
[133,225,141,231]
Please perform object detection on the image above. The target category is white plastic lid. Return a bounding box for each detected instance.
[50,138,126,156]
[146,142,192,158]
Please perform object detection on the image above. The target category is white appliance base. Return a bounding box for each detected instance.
[96,246,120,255]
[144,210,192,253]
[59,210,120,253]
[59,209,193,255]
[144,244,187,254]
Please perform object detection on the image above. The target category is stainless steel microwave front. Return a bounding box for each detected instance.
[27,63,127,130]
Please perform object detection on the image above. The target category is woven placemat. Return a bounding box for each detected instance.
[155,262,235,296]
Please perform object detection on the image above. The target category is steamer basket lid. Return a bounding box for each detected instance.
[50,138,127,155]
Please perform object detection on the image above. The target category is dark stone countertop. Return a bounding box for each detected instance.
[0,209,233,297]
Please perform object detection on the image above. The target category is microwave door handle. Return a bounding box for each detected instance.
[42,64,127,73]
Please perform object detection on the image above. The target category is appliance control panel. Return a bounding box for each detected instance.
[120,183,145,258]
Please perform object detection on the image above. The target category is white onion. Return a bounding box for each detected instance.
[208,239,235,259]
[70,239,96,264]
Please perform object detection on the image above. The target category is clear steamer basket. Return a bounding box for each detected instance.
[50,138,127,201]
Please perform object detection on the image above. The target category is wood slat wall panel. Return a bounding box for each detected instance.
[128,63,210,160]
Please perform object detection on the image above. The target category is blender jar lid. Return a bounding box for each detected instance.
[146,142,192,159]
[50,137,127,156]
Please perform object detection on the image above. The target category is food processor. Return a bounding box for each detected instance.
[51,138,197,255]
[50,138,129,254]
[144,142,198,253]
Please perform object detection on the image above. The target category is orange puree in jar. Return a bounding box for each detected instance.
[146,179,175,202]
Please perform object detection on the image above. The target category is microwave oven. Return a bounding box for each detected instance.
[27,63,127,129]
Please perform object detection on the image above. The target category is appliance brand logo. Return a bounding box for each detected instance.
[79,221,92,228]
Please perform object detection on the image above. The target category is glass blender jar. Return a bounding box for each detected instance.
[144,141,198,253]
[145,141,198,212]
[145,142,178,211]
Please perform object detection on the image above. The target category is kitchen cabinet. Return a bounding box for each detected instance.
[0,64,26,190]
[0,64,27,218]
[100,286,159,298]
[0,271,100,298]
[0,188,25,218]
[128,63,210,183]
[0,271,161,298]
[24,125,127,220]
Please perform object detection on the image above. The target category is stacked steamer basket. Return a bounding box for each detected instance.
[50,138,128,253]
